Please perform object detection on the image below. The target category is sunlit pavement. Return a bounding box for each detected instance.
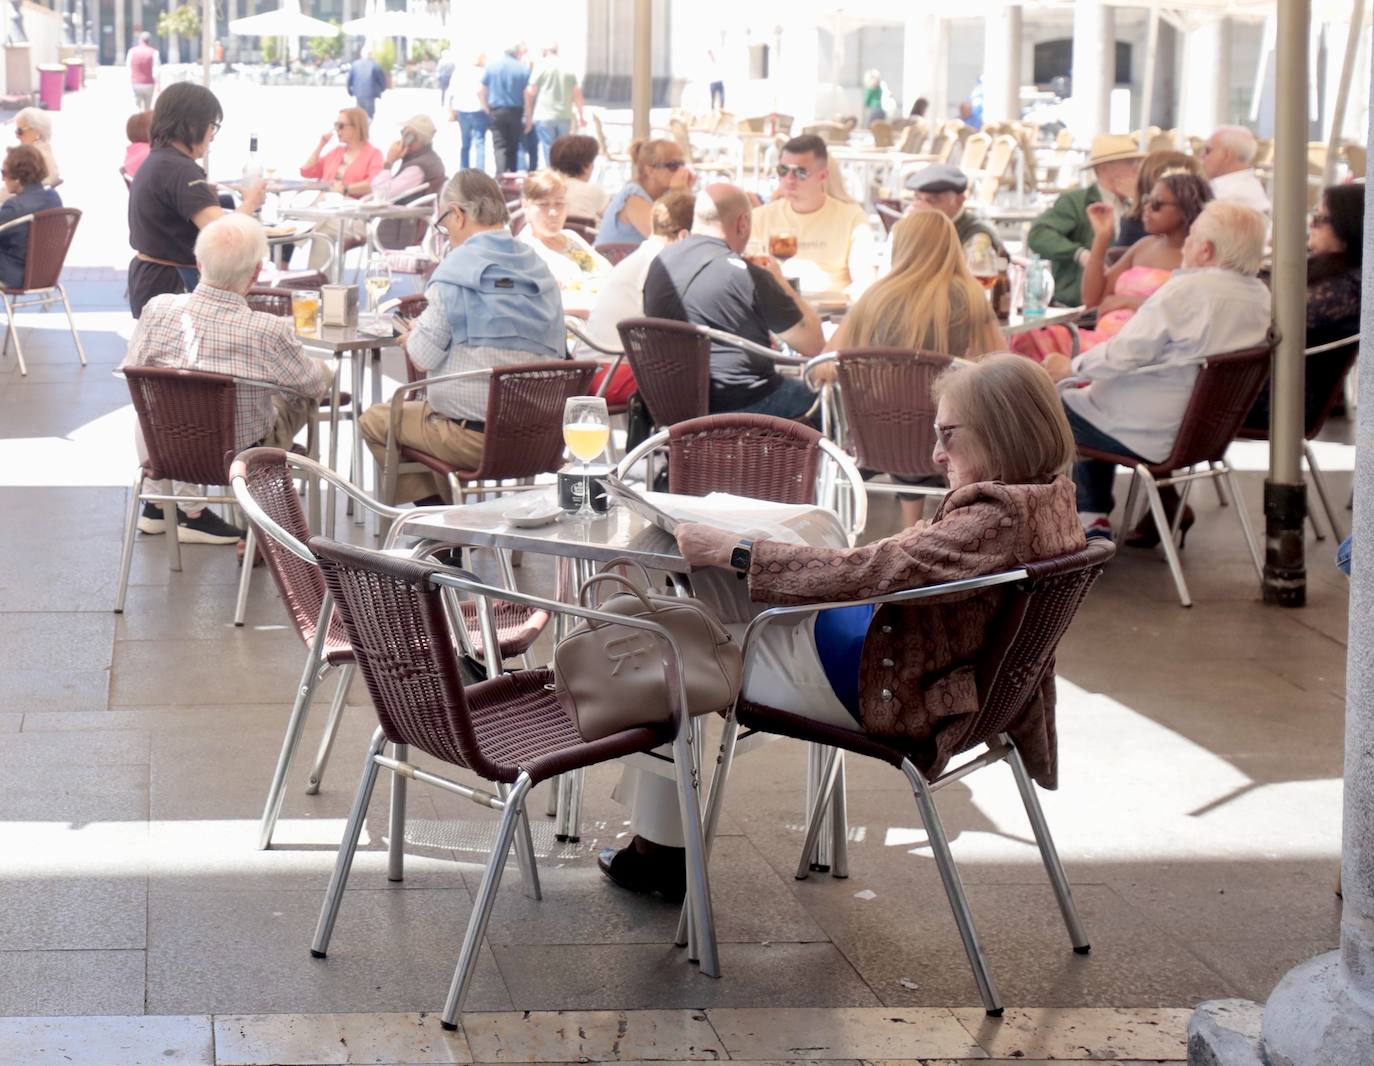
[0,66,1353,1066]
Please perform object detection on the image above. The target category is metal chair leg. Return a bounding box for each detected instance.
[544,774,560,818]
[306,662,353,795]
[900,758,1003,1016]
[676,714,741,948]
[1211,461,1230,506]
[1137,465,1192,607]
[1002,735,1090,953]
[1306,443,1345,541]
[673,714,720,977]
[1121,472,1141,533]
[311,726,388,958]
[57,284,86,366]
[259,596,333,850]
[796,746,841,880]
[2,292,25,376]
[830,752,850,879]
[388,742,407,883]
[501,781,542,901]
[113,468,144,613]
[1220,465,1264,580]
[234,526,256,626]
[440,772,533,1031]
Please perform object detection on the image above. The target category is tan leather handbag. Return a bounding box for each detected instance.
[554,560,743,742]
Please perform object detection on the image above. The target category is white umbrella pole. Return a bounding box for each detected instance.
[203,0,214,86]
[633,0,651,139]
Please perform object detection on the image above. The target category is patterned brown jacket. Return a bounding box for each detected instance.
[747,476,1086,788]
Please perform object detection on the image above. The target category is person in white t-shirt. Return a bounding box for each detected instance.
[445,54,490,172]
[1201,126,1270,217]
[748,133,877,297]
[516,170,611,314]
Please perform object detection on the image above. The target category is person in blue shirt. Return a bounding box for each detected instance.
[346,47,387,119]
[479,43,531,174]
[0,145,61,290]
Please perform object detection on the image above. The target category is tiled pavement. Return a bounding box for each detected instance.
[0,187,1352,1059]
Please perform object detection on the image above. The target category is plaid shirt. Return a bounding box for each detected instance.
[408,282,564,421]
[122,284,335,450]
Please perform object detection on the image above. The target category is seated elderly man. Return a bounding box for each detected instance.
[748,134,877,296]
[1201,125,1270,216]
[121,213,334,545]
[906,162,1007,259]
[359,169,565,505]
[1046,201,1271,542]
[371,114,446,249]
[643,182,824,421]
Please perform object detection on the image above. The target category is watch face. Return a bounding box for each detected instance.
[730,544,751,571]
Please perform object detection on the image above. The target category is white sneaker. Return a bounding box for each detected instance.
[136,503,167,535]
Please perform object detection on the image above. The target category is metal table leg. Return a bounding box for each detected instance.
[325,360,343,537]
[351,350,366,525]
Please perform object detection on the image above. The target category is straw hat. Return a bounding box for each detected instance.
[1086,133,1144,168]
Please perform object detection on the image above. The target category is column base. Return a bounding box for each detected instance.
[1190,953,1374,1065]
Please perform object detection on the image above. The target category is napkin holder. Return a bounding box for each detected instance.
[321,284,358,327]
[557,464,611,514]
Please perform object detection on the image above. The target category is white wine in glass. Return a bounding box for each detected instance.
[562,396,610,518]
[363,254,392,324]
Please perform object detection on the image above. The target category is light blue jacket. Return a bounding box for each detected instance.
[427,229,565,359]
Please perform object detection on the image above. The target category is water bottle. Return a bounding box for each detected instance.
[242,135,262,184]
[1024,254,1052,318]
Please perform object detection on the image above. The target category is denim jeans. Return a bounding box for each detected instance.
[456,110,488,171]
[1063,402,1147,514]
[732,377,819,426]
[518,125,540,172]
[535,119,571,166]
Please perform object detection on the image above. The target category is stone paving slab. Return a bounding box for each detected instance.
[0,1014,214,1066]
[214,1012,472,1065]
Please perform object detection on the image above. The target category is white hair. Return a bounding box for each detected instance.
[195,214,268,291]
[1192,201,1266,276]
[1211,125,1258,165]
[15,108,51,143]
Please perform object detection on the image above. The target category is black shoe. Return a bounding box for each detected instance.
[137,502,168,535]
[177,508,245,545]
[1125,505,1196,550]
[597,835,686,901]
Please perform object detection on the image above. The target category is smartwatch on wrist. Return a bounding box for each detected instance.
[729,537,754,574]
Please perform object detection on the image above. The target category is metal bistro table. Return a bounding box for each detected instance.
[404,490,689,842]
[297,322,404,533]
[279,202,435,284]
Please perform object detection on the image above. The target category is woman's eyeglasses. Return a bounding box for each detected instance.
[209,121,222,137]
[651,160,685,172]
[933,422,961,449]
[334,122,350,131]
[1311,211,1332,228]
[776,164,812,181]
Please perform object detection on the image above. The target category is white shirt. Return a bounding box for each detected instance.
[1063,267,1271,463]
[579,236,666,352]
[1209,168,1271,215]
[565,176,610,220]
[444,65,485,114]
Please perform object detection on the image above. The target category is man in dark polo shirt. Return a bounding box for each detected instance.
[642,183,823,419]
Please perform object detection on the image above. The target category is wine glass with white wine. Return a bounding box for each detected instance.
[363,253,392,327]
[562,396,610,519]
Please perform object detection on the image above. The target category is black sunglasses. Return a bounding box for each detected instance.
[652,160,685,172]
[1145,197,1178,212]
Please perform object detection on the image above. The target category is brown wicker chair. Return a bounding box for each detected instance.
[565,214,599,244]
[1238,334,1359,541]
[114,366,317,618]
[305,537,718,1030]
[693,541,1113,1015]
[377,360,599,512]
[1076,343,1272,607]
[876,198,905,234]
[616,316,712,429]
[230,447,551,850]
[0,207,84,376]
[245,287,293,317]
[594,242,639,265]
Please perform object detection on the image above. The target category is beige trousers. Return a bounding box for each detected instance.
[359,399,485,503]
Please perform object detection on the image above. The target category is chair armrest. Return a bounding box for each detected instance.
[565,318,622,357]
[695,324,809,369]
[428,564,693,730]
[803,352,837,389]
[382,367,494,484]
[1306,334,1360,356]
[0,213,34,236]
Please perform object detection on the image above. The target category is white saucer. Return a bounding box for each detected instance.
[502,501,563,528]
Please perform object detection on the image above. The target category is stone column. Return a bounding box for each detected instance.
[1070,0,1114,138]
[1179,15,1231,138]
[114,0,124,61]
[1188,18,1374,1062]
[980,3,1022,126]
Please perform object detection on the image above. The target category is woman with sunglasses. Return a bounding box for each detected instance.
[599,355,1085,899]
[4,108,58,202]
[127,83,266,318]
[595,138,690,248]
[299,107,385,269]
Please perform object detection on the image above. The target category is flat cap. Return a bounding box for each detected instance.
[905,163,969,194]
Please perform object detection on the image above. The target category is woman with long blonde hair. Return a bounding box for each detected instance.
[826,210,1002,356]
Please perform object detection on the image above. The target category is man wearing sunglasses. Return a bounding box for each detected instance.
[1199,126,1271,217]
[748,134,877,297]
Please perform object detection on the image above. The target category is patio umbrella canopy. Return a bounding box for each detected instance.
[340,10,447,38]
[229,0,341,38]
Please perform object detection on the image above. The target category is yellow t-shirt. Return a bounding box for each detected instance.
[749,196,873,293]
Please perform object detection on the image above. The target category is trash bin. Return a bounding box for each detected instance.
[37,65,64,111]
[63,58,83,91]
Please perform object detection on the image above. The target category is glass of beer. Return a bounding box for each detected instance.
[291,289,320,333]
[769,230,798,262]
[966,244,998,295]
[562,396,610,519]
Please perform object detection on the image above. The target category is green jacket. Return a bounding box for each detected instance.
[1026,184,1102,306]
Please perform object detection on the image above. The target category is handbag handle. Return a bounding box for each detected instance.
[599,555,655,589]
[576,572,659,625]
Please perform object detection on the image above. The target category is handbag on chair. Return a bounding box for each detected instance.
[553,558,743,742]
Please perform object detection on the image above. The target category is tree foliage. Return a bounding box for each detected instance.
[156,4,201,39]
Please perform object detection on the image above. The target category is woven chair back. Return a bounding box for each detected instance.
[959,541,1113,750]
[465,360,598,482]
[566,215,599,244]
[21,207,80,291]
[666,413,822,504]
[594,242,638,265]
[1157,344,1272,469]
[617,317,711,428]
[1238,337,1359,442]
[237,448,340,651]
[310,537,488,773]
[273,270,329,291]
[123,365,238,486]
[836,348,953,480]
[245,287,293,317]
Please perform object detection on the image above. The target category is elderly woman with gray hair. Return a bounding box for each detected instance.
[3,108,58,203]
[357,169,566,505]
